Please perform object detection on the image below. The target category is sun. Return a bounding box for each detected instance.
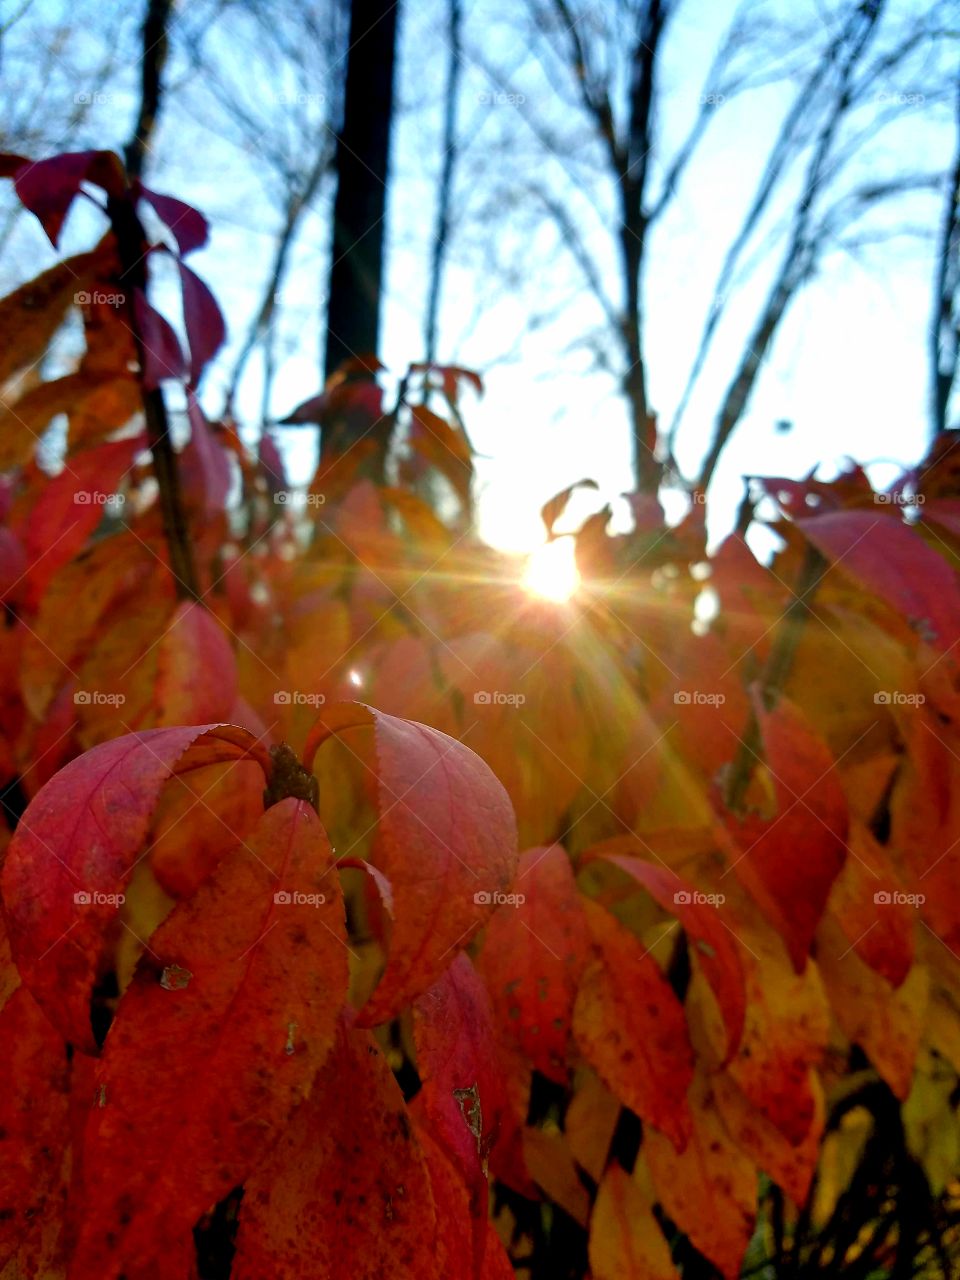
[521,536,580,602]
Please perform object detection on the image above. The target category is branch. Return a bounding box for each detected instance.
[930,63,960,435]
[108,191,199,601]
[696,0,887,488]
[124,0,175,180]
[424,0,462,365]
[723,542,828,814]
[222,143,331,415]
[667,0,882,451]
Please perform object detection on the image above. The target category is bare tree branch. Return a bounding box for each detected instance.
[931,63,960,435]
[424,0,463,366]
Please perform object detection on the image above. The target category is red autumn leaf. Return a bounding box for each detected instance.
[588,853,746,1061]
[712,1067,825,1207]
[408,403,473,505]
[413,953,506,1190]
[14,150,124,246]
[797,510,960,651]
[177,260,226,386]
[572,900,694,1152]
[233,1021,438,1280]
[136,184,209,255]
[0,931,70,1276]
[304,703,517,1025]
[181,394,232,517]
[409,361,484,402]
[0,527,26,603]
[154,602,238,725]
[0,723,269,1050]
[133,289,185,388]
[541,477,599,539]
[71,798,348,1277]
[478,843,588,1081]
[258,429,286,493]
[21,435,144,602]
[415,1120,512,1280]
[716,693,847,972]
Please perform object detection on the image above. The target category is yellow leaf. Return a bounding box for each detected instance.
[589,1164,679,1280]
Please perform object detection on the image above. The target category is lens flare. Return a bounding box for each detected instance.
[522,537,580,602]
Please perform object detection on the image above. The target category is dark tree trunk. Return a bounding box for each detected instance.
[323,0,399,384]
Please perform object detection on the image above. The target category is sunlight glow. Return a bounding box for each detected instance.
[522,537,580,603]
[348,669,364,687]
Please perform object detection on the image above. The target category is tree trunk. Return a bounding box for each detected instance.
[323,0,399,385]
